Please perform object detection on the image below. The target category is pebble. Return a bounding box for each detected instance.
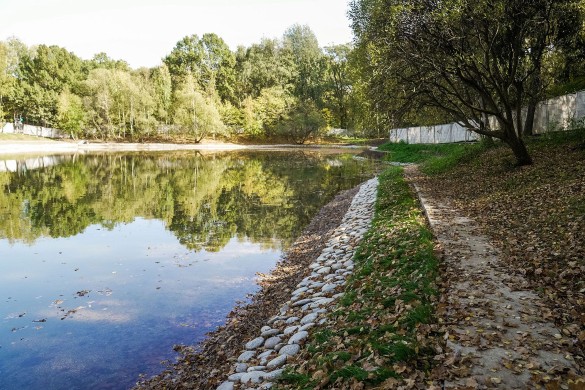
[237,351,256,363]
[247,365,266,372]
[300,313,318,325]
[278,344,300,356]
[217,381,234,390]
[288,331,308,345]
[240,371,265,384]
[291,298,313,307]
[257,350,272,359]
[283,325,298,335]
[264,336,281,349]
[235,363,248,373]
[245,337,265,350]
[264,369,284,380]
[261,329,279,338]
[266,354,287,369]
[228,373,245,382]
[215,178,379,390]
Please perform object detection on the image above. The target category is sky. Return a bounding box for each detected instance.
[0,0,354,69]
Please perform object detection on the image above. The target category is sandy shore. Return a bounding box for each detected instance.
[0,139,365,156]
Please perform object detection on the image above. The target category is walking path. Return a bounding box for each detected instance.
[405,166,583,388]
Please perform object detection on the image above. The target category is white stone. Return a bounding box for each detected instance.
[247,365,266,372]
[258,350,273,359]
[245,337,265,350]
[278,343,300,356]
[285,316,299,324]
[311,298,334,307]
[264,369,284,381]
[300,312,318,325]
[217,381,235,390]
[291,298,313,307]
[267,354,287,369]
[261,325,271,333]
[237,350,256,362]
[317,266,331,274]
[288,331,308,344]
[261,329,280,338]
[235,363,248,373]
[264,336,282,349]
[292,286,308,295]
[299,323,315,331]
[274,343,284,352]
[228,372,245,382]
[283,325,298,335]
[240,371,266,384]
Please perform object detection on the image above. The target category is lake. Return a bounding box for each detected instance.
[0,149,380,390]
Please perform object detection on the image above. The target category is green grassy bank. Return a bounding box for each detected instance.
[277,167,441,389]
[277,128,585,388]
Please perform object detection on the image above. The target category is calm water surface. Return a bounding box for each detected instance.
[0,150,379,390]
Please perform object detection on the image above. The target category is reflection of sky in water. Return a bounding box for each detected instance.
[0,218,280,390]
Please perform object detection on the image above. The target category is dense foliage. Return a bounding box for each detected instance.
[0,25,366,143]
[349,0,585,164]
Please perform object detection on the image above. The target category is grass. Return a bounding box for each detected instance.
[378,141,489,175]
[277,167,441,389]
[277,126,585,389]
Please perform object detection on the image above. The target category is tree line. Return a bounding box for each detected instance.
[0,25,373,144]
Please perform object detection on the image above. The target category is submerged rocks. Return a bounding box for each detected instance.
[216,178,379,390]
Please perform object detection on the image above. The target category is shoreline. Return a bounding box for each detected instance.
[134,181,373,389]
[0,139,366,156]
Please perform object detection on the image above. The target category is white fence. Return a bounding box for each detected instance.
[390,90,585,144]
[0,155,70,173]
[0,122,64,138]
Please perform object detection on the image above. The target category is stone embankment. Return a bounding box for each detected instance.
[215,177,379,390]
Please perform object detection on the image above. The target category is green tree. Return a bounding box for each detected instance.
[83,68,154,139]
[200,33,236,103]
[88,52,130,71]
[172,73,226,142]
[350,0,583,165]
[13,44,86,127]
[150,64,172,124]
[278,101,325,144]
[0,42,10,124]
[255,86,295,137]
[282,25,326,105]
[323,44,352,129]
[56,88,86,139]
[234,38,292,101]
[164,34,236,103]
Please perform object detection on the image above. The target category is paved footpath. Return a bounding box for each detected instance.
[405,166,583,389]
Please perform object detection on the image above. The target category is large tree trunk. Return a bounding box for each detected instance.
[505,132,533,166]
[523,102,537,137]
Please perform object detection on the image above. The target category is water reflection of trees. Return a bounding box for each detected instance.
[0,151,378,250]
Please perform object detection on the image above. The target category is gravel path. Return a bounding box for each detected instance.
[405,166,583,388]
